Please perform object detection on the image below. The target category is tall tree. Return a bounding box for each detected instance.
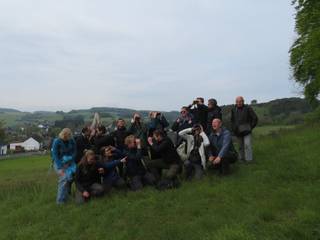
[0,121,6,142]
[290,0,320,106]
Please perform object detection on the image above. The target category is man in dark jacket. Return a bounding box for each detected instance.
[147,111,169,160]
[75,126,92,163]
[111,119,130,152]
[147,130,181,182]
[187,97,208,129]
[148,111,169,137]
[129,113,148,154]
[208,119,238,175]
[206,98,222,134]
[93,125,115,154]
[231,96,258,162]
[110,119,130,177]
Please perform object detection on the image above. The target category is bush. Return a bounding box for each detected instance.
[304,106,320,124]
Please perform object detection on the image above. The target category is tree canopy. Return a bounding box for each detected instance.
[290,0,320,106]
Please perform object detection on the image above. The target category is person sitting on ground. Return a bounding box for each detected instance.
[206,98,222,134]
[147,130,181,188]
[208,119,238,175]
[187,97,208,130]
[99,146,127,192]
[172,107,194,146]
[51,128,77,204]
[124,136,156,191]
[75,150,105,204]
[147,111,169,160]
[231,96,258,162]
[178,124,210,180]
[93,125,115,154]
[75,126,93,163]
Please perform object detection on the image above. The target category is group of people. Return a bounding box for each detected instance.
[51,96,258,204]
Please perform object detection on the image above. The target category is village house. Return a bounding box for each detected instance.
[10,137,41,151]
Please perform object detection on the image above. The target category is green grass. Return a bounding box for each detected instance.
[0,125,320,240]
[0,112,25,127]
[253,125,297,137]
[0,112,63,127]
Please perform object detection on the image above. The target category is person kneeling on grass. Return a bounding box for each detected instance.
[99,146,127,192]
[51,128,77,205]
[207,119,238,175]
[75,150,105,204]
[124,135,156,191]
[147,130,182,189]
[178,124,210,180]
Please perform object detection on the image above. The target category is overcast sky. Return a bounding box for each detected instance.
[0,0,298,112]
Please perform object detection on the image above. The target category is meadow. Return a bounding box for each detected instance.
[0,125,319,240]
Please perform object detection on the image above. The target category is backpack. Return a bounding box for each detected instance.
[176,141,188,162]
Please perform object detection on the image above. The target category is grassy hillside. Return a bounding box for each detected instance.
[0,125,319,239]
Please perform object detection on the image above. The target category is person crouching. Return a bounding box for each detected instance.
[208,119,238,175]
[75,150,105,204]
[124,135,156,191]
[178,124,210,180]
[99,146,127,192]
[147,130,182,189]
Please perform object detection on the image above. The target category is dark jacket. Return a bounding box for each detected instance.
[111,127,130,151]
[171,114,194,133]
[93,134,115,154]
[98,149,123,183]
[207,106,222,130]
[129,122,148,147]
[231,105,258,136]
[99,160,122,182]
[75,163,101,193]
[75,134,92,163]
[148,114,169,137]
[123,148,146,178]
[188,104,208,129]
[151,137,181,165]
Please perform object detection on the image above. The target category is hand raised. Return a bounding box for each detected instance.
[148,137,153,145]
[120,157,127,163]
[83,191,90,198]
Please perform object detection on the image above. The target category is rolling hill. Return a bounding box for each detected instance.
[0,97,315,129]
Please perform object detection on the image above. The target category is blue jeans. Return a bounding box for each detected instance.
[54,164,72,204]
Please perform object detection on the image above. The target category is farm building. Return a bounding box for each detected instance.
[10,137,41,151]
